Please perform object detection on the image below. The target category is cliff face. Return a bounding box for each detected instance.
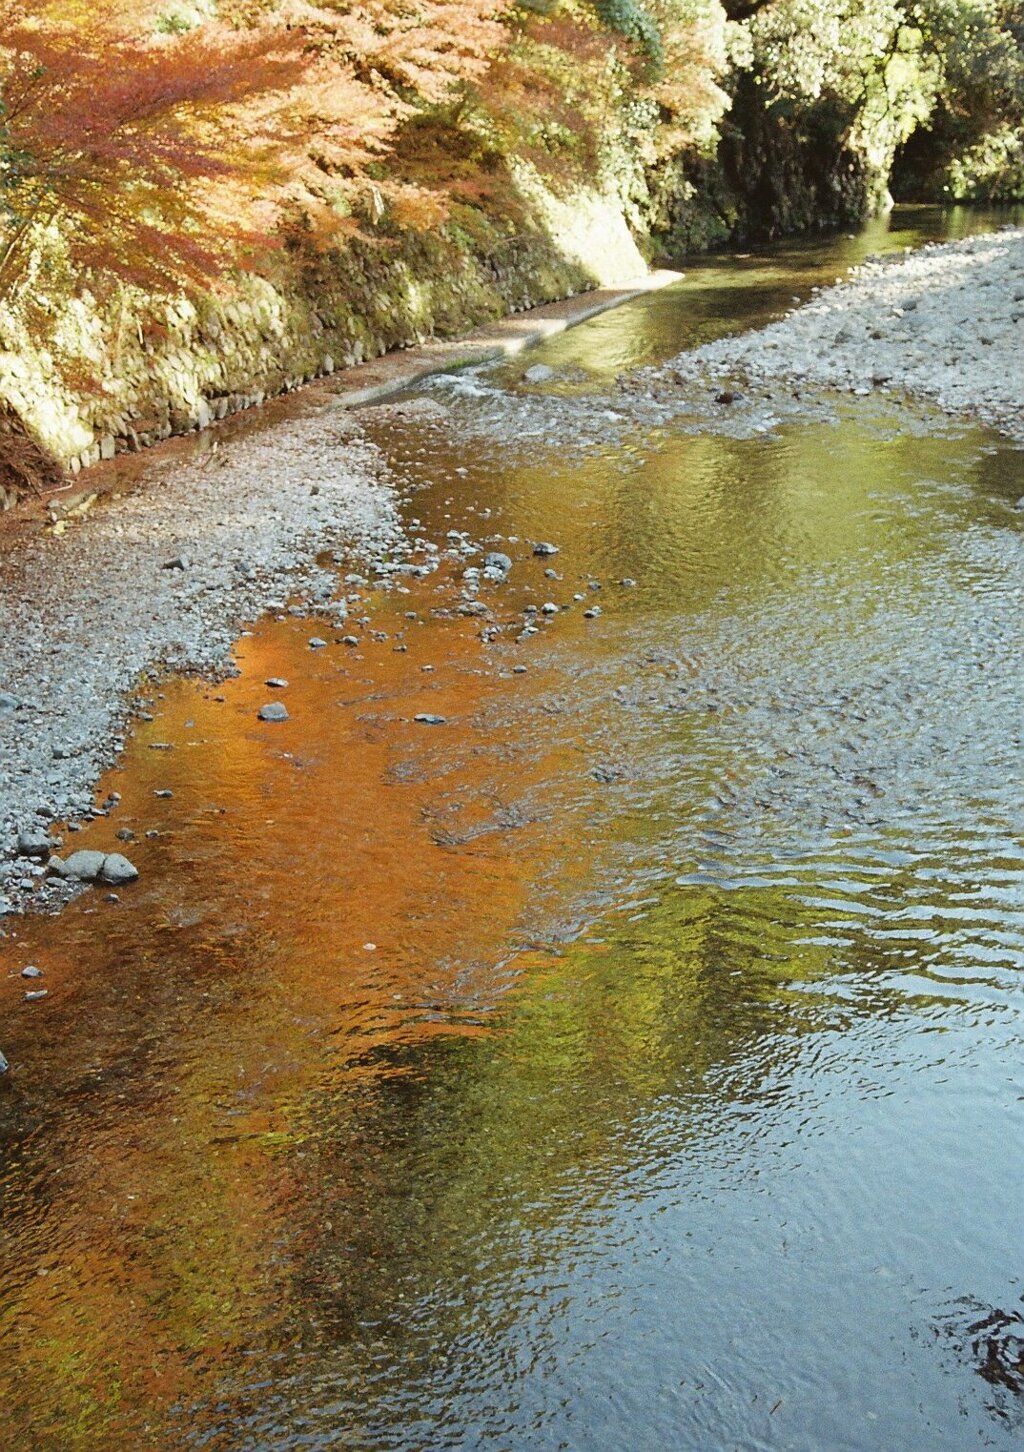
[649,72,898,254]
[0,11,947,507]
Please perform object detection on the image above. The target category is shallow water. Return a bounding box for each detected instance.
[1,207,1023,1451]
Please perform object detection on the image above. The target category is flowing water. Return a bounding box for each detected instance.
[1,206,1023,1450]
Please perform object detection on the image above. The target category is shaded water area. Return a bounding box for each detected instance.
[2,206,1024,1450]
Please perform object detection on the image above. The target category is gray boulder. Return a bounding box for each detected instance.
[52,849,107,882]
[16,828,53,859]
[258,702,289,722]
[99,854,139,885]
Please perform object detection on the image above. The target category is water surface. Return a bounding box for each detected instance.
[1,207,1023,1450]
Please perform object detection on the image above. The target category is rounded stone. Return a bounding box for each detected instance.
[99,854,139,886]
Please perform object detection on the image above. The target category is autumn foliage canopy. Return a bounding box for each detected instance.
[0,0,734,299]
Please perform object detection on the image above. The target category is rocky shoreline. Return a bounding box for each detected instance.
[0,401,405,915]
[3,226,1022,917]
[644,226,1024,444]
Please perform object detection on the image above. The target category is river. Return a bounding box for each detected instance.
[1,205,1023,1450]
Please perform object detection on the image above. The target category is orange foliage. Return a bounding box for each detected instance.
[228,0,509,242]
[0,0,728,299]
[0,2,303,290]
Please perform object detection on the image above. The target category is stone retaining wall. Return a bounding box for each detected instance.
[0,174,647,503]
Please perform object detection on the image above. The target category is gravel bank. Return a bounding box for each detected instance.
[646,227,1024,442]
[0,272,683,917]
[0,400,403,913]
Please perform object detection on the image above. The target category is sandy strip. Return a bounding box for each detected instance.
[651,228,1024,443]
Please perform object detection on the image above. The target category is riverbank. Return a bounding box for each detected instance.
[0,404,406,915]
[637,227,1024,443]
[0,179,654,503]
[0,271,683,915]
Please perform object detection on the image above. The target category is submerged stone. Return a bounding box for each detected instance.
[51,850,138,885]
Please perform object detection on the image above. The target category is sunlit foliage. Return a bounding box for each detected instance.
[0,0,1019,309]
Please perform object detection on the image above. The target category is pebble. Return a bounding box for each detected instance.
[154,789,174,798]
[308,637,327,649]
[24,989,48,1002]
[16,829,54,859]
[265,678,289,688]
[533,541,559,557]
[116,828,135,842]
[258,702,289,722]
[20,965,43,978]
[583,607,602,619]
[541,602,558,615]
[414,713,447,725]
[0,1050,8,1073]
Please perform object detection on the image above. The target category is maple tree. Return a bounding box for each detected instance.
[0,3,312,292]
[0,0,734,298]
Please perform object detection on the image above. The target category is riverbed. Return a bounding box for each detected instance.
[1,205,1023,1451]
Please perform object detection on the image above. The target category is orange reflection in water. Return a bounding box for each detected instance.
[0,580,605,1447]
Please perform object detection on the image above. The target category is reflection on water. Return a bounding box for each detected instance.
[489,202,1024,384]
[1,209,1023,1450]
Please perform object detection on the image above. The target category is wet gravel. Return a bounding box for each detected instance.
[637,226,1024,442]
